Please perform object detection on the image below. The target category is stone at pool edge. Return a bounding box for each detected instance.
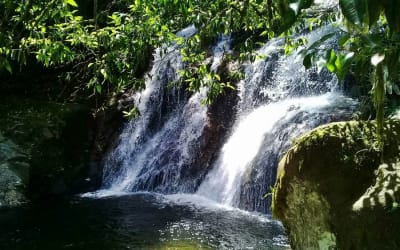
[0,99,93,207]
[0,135,29,206]
[272,119,400,250]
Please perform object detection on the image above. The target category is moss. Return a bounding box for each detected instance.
[272,119,400,249]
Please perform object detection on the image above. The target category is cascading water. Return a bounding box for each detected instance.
[196,93,356,210]
[99,28,232,194]
[97,24,357,213]
[197,28,357,212]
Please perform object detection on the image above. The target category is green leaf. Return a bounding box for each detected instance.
[393,84,400,95]
[307,32,335,51]
[95,84,102,94]
[355,0,367,23]
[339,0,363,24]
[338,34,350,47]
[100,68,108,79]
[4,59,12,73]
[260,30,269,37]
[278,0,297,29]
[65,0,78,7]
[326,62,336,72]
[123,107,140,119]
[335,55,343,71]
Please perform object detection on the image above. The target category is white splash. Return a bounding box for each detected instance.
[197,92,350,205]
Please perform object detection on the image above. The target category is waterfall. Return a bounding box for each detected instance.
[196,93,356,209]
[100,28,231,194]
[96,25,357,212]
[197,28,357,211]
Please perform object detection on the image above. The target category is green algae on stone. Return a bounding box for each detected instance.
[353,162,400,211]
[272,119,400,250]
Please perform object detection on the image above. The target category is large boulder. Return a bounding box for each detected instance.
[272,120,400,250]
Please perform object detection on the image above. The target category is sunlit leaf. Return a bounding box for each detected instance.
[65,0,78,7]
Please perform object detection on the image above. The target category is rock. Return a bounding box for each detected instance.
[272,120,400,250]
[184,59,239,187]
[0,97,93,206]
[353,162,400,211]
[0,134,29,206]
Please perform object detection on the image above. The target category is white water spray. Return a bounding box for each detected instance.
[197,93,355,205]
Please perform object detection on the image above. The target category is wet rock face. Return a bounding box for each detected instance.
[272,120,400,250]
[0,98,93,206]
[171,59,240,189]
[132,86,239,193]
[87,107,126,190]
[0,134,28,206]
[188,86,239,186]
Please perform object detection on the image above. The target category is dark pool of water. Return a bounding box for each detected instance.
[0,193,289,249]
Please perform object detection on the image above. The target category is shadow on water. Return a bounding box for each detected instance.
[0,193,289,250]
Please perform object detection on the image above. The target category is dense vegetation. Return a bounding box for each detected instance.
[1,0,399,125]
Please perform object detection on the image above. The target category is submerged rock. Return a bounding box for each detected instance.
[272,120,400,250]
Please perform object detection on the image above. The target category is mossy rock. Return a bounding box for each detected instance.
[272,119,400,250]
